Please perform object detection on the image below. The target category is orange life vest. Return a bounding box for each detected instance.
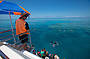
[16,19,29,35]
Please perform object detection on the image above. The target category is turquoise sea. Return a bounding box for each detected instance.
[0,17,90,59]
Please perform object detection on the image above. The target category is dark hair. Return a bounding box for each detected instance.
[19,13,30,19]
[23,13,29,17]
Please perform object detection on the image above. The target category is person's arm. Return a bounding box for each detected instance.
[25,22,29,30]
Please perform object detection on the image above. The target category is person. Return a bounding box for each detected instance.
[50,41,59,47]
[15,13,30,50]
[45,57,49,59]
[43,48,46,54]
[54,54,59,59]
[46,51,49,57]
[33,49,36,55]
[37,50,41,57]
[41,49,45,58]
[50,54,54,59]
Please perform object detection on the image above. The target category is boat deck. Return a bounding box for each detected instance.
[0,42,42,59]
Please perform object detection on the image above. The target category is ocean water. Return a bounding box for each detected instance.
[0,17,90,59]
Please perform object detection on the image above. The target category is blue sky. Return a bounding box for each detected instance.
[6,0,90,18]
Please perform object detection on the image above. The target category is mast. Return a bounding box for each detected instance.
[9,12,16,44]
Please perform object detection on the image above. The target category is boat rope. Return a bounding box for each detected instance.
[28,30,32,47]
[0,29,16,34]
[0,34,13,39]
[0,35,17,42]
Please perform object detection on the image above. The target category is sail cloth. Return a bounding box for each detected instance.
[0,0,31,15]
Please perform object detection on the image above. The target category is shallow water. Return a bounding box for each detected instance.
[0,17,90,59]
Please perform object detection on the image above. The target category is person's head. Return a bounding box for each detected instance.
[19,13,30,20]
[49,54,51,56]
[41,49,43,51]
[54,54,56,56]
[33,50,35,52]
[46,51,48,55]
[37,52,40,54]
[43,48,45,50]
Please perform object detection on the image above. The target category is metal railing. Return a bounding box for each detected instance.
[0,29,32,47]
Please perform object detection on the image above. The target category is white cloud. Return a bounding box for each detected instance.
[64,16,87,17]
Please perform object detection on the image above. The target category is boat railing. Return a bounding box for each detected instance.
[0,29,16,42]
[0,29,32,48]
